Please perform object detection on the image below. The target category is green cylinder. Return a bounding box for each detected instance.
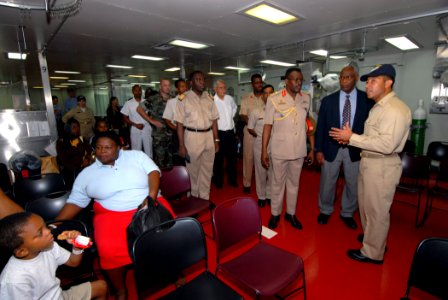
[411,119,426,154]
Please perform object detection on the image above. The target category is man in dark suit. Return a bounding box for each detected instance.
[315,64,373,229]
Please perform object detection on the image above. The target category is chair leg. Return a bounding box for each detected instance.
[416,190,423,227]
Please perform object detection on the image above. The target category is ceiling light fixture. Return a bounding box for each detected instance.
[50,76,69,80]
[54,85,68,88]
[132,55,165,61]
[150,81,160,84]
[68,79,86,83]
[60,83,76,86]
[32,86,43,89]
[241,2,299,25]
[169,39,210,49]
[225,66,250,71]
[6,52,27,60]
[106,64,133,69]
[111,79,128,82]
[385,36,420,51]
[208,72,226,76]
[309,49,328,57]
[128,74,147,78]
[164,67,180,72]
[329,55,347,59]
[55,70,80,74]
[260,59,295,67]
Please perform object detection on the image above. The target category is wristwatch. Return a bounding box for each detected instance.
[214,139,220,142]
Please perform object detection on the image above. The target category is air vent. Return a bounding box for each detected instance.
[152,43,174,51]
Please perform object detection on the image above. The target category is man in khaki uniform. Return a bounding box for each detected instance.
[240,74,264,194]
[174,71,219,200]
[262,68,315,230]
[330,64,411,264]
[248,84,274,207]
[62,95,95,140]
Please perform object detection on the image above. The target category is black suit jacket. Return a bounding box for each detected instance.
[315,89,374,162]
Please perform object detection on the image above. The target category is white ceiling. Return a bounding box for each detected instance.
[0,0,447,88]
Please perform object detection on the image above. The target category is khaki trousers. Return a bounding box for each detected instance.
[270,157,304,216]
[184,130,215,200]
[242,126,255,187]
[358,155,402,260]
[253,140,271,200]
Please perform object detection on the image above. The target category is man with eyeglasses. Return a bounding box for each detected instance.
[315,64,373,229]
[262,67,315,230]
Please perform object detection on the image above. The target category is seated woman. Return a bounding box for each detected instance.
[90,118,110,150]
[56,118,92,189]
[56,131,173,300]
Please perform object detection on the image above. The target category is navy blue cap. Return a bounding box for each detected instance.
[360,64,396,82]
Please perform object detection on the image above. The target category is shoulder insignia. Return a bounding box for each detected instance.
[178,94,185,101]
[281,89,287,97]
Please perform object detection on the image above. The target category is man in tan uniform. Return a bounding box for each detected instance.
[240,74,264,194]
[262,68,315,230]
[62,95,95,140]
[248,84,274,207]
[330,64,411,264]
[174,71,219,200]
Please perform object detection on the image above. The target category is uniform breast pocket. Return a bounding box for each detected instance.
[272,132,285,142]
[184,104,198,120]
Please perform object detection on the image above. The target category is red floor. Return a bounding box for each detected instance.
[122,165,448,300]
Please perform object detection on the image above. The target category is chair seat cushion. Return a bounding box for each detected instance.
[161,271,242,300]
[219,242,303,296]
[169,196,210,218]
[430,186,448,197]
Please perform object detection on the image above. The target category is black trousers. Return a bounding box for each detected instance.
[213,130,238,186]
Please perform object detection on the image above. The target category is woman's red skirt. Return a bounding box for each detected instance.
[93,197,175,270]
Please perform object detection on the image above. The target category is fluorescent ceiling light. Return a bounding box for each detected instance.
[243,3,298,25]
[309,49,328,57]
[111,79,128,82]
[164,67,180,72]
[32,86,43,89]
[128,74,147,78]
[51,88,60,90]
[150,81,160,84]
[261,59,295,67]
[169,39,210,49]
[225,66,250,71]
[7,52,27,60]
[60,83,76,86]
[54,85,68,88]
[131,82,152,85]
[329,55,347,59]
[208,72,226,76]
[132,55,165,61]
[99,87,108,90]
[55,70,81,74]
[106,64,133,69]
[68,80,86,83]
[50,76,69,80]
[385,36,420,51]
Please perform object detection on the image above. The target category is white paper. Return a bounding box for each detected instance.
[261,226,278,239]
[26,121,39,137]
[38,121,50,136]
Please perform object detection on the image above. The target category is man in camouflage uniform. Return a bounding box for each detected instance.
[141,79,173,168]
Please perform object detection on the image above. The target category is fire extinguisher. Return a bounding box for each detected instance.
[410,99,427,155]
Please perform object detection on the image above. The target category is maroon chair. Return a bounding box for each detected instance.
[212,197,306,299]
[160,166,212,220]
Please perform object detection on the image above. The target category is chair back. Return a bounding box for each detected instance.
[212,197,261,254]
[401,140,416,154]
[13,173,66,205]
[160,166,191,199]
[0,163,11,193]
[400,153,431,182]
[46,219,89,251]
[427,141,448,162]
[25,191,69,221]
[436,159,448,183]
[132,218,207,295]
[405,238,448,299]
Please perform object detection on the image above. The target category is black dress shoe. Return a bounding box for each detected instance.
[347,249,383,265]
[258,199,266,207]
[317,213,330,225]
[268,215,280,229]
[340,216,358,229]
[243,186,251,194]
[266,198,271,206]
[284,213,303,230]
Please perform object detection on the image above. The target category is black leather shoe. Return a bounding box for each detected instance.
[258,199,266,207]
[243,186,251,194]
[268,215,280,229]
[266,199,271,206]
[347,249,383,265]
[317,213,330,225]
[340,216,358,229]
[284,213,303,230]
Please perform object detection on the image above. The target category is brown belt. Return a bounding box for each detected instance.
[360,151,398,158]
[185,127,211,132]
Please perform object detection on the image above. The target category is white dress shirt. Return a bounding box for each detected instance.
[214,94,237,131]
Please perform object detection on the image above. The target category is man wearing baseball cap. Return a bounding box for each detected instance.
[329,64,411,264]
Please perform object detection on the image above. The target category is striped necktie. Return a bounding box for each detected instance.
[342,94,351,128]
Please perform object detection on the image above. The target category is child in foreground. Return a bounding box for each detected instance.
[0,212,107,299]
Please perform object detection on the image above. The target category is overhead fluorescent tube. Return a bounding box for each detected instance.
[60,83,76,86]
[106,64,133,69]
[309,49,328,57]
[111,79,128,82]
[261,59,295,67]
[385,36,419,51]
[132,55,165,61]
[243,3,298,25]
[68,80,86,83]
[169,39,210,49]
[225,66,250,71]
[128,74,147,78]
[164,67,180,72]
[208,72,226,76]
[50,76,69,80]
[329,55,347,59]
[55,70,80,74]
[7,52,27,60]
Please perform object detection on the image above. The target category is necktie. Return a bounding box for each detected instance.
[342,94,351,128]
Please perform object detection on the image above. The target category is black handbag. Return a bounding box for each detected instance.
[127,196,173,257]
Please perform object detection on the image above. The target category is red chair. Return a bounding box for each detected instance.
[212,197,306,299]
[160,166,212,219]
